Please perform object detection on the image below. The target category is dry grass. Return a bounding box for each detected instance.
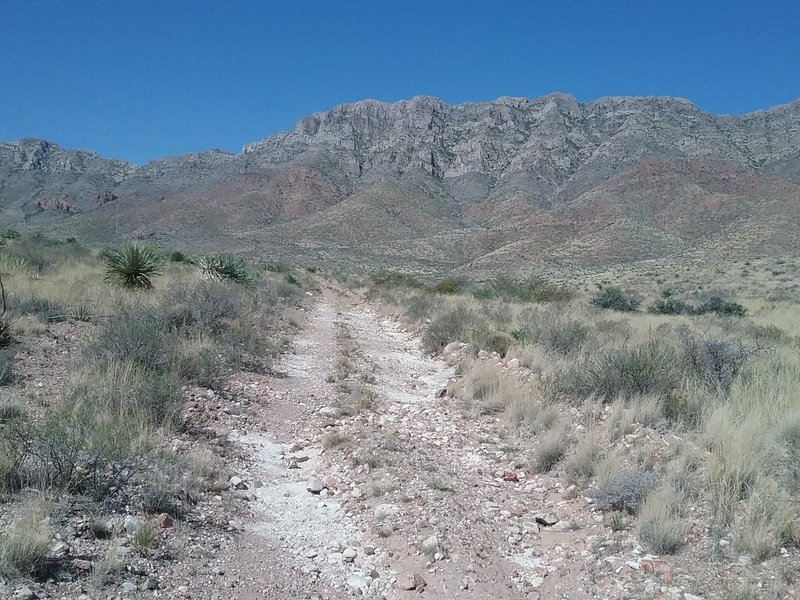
[637,485,686,554]
[0,496,52,579]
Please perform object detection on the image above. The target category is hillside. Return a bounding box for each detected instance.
[2,94,800,273]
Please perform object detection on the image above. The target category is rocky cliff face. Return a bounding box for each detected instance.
[2,94,799,271]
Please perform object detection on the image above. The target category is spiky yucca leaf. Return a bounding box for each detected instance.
[104,243,163,290]
[198,255,252,286]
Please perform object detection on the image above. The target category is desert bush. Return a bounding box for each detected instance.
[19,399,157,498]
[638,485,686,554]
[0,316,12,347]
[428,278,463,295]
[463,362,502,403]
[403,293,438,323]
[588,469,659,513]
[572,341,678,400]
[563,431,603,486]
[172,336,226,389]
[649,296,693,315]
[0,349,15,386]
[476,331,514,357]
[422,306,481,354]
[168,250,190,263]
[104,243,163,289]
[681,331,756,393]
[0,498,52,579]
[473,276,573,303]
[199,254,252,285]
[69,359,183,427]
[164,279,245,333]
[513,314,589,355]
[590,286,640,312]
[695,296,747,317]
[84,304,171,373]
[10,293,65,321]
[370,270,425,289]
[533,426,572,473]
[733,478,796,561]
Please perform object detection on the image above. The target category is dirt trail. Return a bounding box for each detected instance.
[192,289,602,599]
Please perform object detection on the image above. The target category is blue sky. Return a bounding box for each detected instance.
[2,1,799,164]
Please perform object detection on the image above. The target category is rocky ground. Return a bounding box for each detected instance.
[3,287,797,599]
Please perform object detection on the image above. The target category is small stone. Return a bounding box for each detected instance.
[50,541,69,557]
[229,476,248,489]
[123,515,143,534]
[121,582,138,594]
[363,545,375,556]
[507,358,520,369]
[396,571,426,591]
[502,471,519,482]
[304,548,319,559]
[535,513,559,526]
[319,406,341,418]
[684,594,704,600]
[142,577,159,590]
[72,558,93,572]
[306,476,325,494]
[421,534,441,557]
[374,503,399,520]
[15,586,35,600]
[343,547,357,562]
[346,575,371,594]
[156,513,174,528]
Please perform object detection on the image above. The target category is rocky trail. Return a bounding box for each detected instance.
[177,288,691,599]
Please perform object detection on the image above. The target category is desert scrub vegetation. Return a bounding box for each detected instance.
[374,268,800,564]
[0,233,304,588]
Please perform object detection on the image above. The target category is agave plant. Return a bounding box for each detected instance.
[198,254,252,286]
[104,243,163,290]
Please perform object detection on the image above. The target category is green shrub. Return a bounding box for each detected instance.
[20,399,156,497]
[163,280,245,333]
[649,297,693,315]
[199,254,252,286]
[476,331,514,357]
[0,318,13,348]
[422,306,481,354]
[0,349,15,386]
[84,304,171,373]
[428,278,463,295]
[638,486,686,554]
[10,293,65,321]
[284,271,299,286]
[695,296,747,317]
[1,229,21,240]
[403,294,437,323]
[533,426,572,473]
[588,469,659,513]
[168,250,190,263]
[104,243,163,290]
[0,500,51,579]
[173,336,226,389]
[590,286,640,312]
[681,331,755,393]
[473,276,573,303]
[370,270,425,289]
[513,315,589,355]
[574,341,678,400]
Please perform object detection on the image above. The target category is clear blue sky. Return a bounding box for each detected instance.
[2,1,799,164]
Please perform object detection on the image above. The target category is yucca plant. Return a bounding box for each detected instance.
[198,254,252,286]
[104,243,163,290]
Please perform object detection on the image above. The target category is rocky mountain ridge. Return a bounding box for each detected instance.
[2,93,799,273]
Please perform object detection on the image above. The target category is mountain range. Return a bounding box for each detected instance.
[2,93,799,275]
